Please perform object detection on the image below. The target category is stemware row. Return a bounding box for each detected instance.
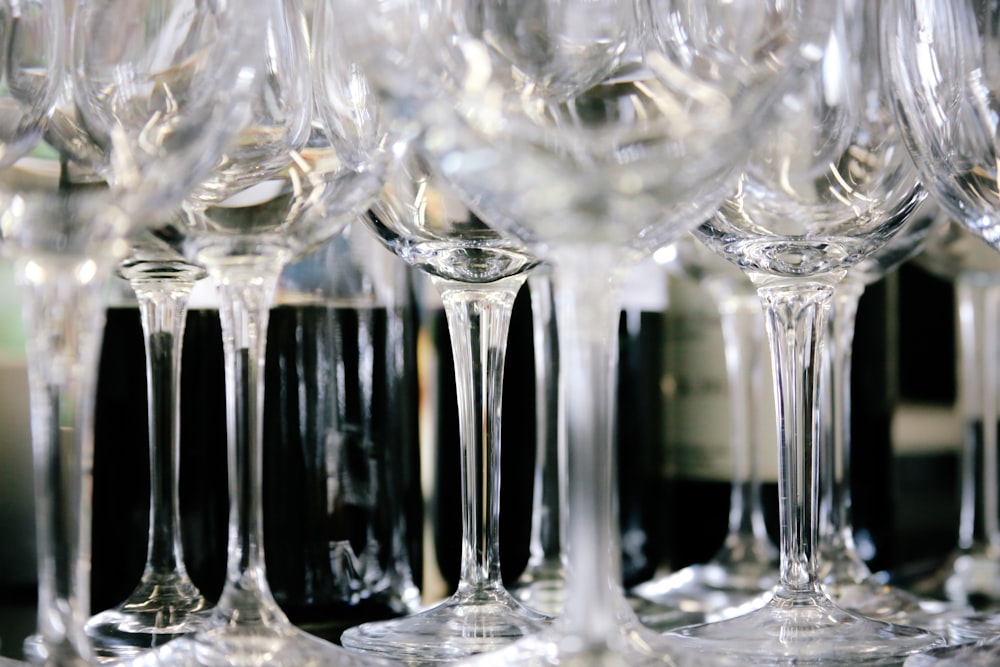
[7,1,1000,667]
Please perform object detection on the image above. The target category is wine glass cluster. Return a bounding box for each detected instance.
[9,0,1000,667]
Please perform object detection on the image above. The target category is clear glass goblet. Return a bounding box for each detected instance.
[109,0,390,664]
[337,132,550,665]
[904,219,1000,643]
[14,0,271,660]
[333,0,833,664]
[79,231,213,662]
[0,0,64,168]
[630,233,779,629]
[816,200,967,636]
[0,160,132,667]
[506,264,567,619]
[884,1,1000,660]
[0,1,267,665]
[666,1,946,663]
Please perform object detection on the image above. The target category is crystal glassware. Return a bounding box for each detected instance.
[630,233,779,628]
[333,0,834,664]
[666,1,945,663]
[3,0,270,664]
[106,0,391,664]
[816,201,968,637]
[884,1,1000,659]
[337,129,550,664]
[79,234,213,661]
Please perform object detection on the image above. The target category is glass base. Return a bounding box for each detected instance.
[667,589,945,665]
[455,612,702,667]
[630,562,777,626]
[903,638,1000,667]
[626,593,711,633]
[827,580,970,638]
[80,577,212,661]
[509,565,567,618]
[339,586,551,664]
[117,624,393,667]
[943,611,1000,643]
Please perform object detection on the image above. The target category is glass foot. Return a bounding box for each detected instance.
[456,611,702,667]
[118,624,393,667]
[667,590,945,665]
[903,637,1000,667]
[81,577,213,661]
[627,593,710,633]
[630,563,776,626]
[510,577,566,618]
[941,611,1000,643]
[339,586,550,664]
[509,563,566,617]
[827,580,970,638]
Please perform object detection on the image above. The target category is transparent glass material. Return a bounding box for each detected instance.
[111,1,388,665]
[339,131,549,664]
[669,2,945,663]
[71,0,267,219]
[884,1,1000,658]
[817,202,967,636]
[507,266,567,618]
[631,235,778,629]
[80,244,213,661]
[0,0,64,168]
[0,160,134,667]
[333,0,833,664]
[907,220,1000,642]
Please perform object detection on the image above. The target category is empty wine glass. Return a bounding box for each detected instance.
[666,1,945,663]
[507,265,567,618]
[884,1,1000,660]
[333,0,833,664]
[0,0,63,168]
[1,0,273,665]
[337,129,550,665]
[905,219,1000,642]
[817,200,966,635]
[108,0,390,665]
[630,233,779,628]
[1,159,132,667]
[79,232,213,661]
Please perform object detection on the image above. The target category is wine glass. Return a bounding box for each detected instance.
[664,1,946,663]
[630,233,779,628]
[884,1,1000,661]
[0,158,132,667]
[78,231,213,661]
[333,0,833,664]
[104,0,391,664]
[1,0,270,665]
[816,199,967,635]
[507,265,567,618]
[0,0,63,169]
[337,128,551,664]
[904,219,1000,642]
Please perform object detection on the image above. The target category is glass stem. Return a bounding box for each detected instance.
[708,283,773,563]
[550,245,626,642]
[127,268,203,589]
[18,255,113,667]
[956,275,1000,552]
[819,279,869,581]
[523,267,564,576]
[210,258,289,628]
[431,274,527,596]
[758,281,833,599]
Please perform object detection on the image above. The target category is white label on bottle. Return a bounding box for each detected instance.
[662,275,779,482]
